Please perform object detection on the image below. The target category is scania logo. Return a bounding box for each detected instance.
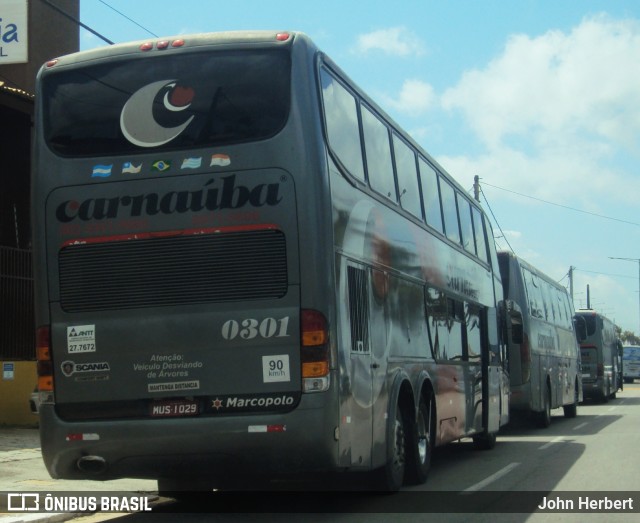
[61,360,110,377]
[56,175,282,223]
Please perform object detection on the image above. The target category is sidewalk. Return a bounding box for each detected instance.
[0,427,157,522]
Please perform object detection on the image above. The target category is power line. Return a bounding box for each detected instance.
[39,0,114,45]
[575,268,638,280]
[98,0,159,38]
[479,186,516,254]
[482,180,640,228]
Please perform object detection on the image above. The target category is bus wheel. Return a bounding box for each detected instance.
[538,384,551,428]
[563,383,578,418]
[473,430,497,450]
[406,397,433,485]
[376,401,407,491]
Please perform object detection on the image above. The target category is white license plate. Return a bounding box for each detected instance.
[150,400,198,417]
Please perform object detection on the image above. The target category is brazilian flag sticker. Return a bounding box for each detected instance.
[151,160,171,172]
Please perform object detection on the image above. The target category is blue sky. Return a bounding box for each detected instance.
[79,0,640,334]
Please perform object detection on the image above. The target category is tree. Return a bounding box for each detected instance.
[618,328,640,346]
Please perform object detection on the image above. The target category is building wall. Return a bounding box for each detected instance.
[0,361,37,426]
[1,0,79,94]
[0,0,79,426]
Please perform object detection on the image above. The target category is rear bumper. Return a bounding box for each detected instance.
[39,391,340,482]
[581,379,604,398]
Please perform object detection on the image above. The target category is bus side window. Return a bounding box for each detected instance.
[471,206,489,264]
[465,302,483,363]
[540,280,554,323]
[361,105,397,202]
[320,68,366,181]
[439,178,461,245]
[447,298,465,361]
[457,194,475,255]
[392,134,422,219]
[425,287,446,360]
[419,158,444,234]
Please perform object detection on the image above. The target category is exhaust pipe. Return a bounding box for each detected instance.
[77,455,107,475]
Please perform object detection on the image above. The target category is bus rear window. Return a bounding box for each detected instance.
[43,49,291,156]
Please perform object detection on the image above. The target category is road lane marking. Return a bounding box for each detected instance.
[573,422,588,430]
[538,436,564,450]
[463,462,520,492]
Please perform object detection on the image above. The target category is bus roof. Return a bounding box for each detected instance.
[40,30,307,70]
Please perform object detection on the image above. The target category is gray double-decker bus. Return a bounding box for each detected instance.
[497,252,582,427]
[32,31,510,491]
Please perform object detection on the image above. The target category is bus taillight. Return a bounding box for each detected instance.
[301,309,330,393]
[36,326,54,392]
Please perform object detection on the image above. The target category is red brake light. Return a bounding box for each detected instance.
[36,326,53,392]
[301,310,329,379]
[276,33,290,42]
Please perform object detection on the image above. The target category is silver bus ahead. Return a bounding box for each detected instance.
[497,252,582,426]
[574,310,622,402]
[32,31,510,491]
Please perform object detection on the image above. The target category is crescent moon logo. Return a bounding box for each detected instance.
[120,79,195,148]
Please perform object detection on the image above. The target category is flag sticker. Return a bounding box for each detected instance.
[122,162,142,174]
[151,160,171,172]
[181,157,202,169]
[210,154,231,167]
[91,165,112,178]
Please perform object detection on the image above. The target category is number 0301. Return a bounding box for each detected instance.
[221,317,290,340]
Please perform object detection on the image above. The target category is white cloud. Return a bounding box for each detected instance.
[439,15,640,205]
[382,79,436,115]
[353,27,426,57]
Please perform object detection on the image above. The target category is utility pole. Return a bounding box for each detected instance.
[568,266,575,303]
[473,175,480,202]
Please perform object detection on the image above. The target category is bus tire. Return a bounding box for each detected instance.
[473,430,497,450]
[406,396,433,485]
[563,382,579,418]
[375,400,408,492]
[538,383,551,428]
[601,384,610,403]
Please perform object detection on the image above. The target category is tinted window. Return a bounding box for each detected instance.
[471,206,488,263]
[419,159,443,233]
[362,105,396,201]
[466,302,483,363]
[522,267,544,319]
[44,49,291,156]
[393,134,422,218]
[440,179,460,244]
[425,287,464,361]
[457,194,475,254]
[321,69,366,181]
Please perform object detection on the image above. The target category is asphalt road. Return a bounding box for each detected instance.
[3,385,640,522]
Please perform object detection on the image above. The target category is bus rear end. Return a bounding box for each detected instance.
[32,32,337,486]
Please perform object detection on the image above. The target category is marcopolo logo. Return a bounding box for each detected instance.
[210,393,298,413]
[56,175,283,223]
